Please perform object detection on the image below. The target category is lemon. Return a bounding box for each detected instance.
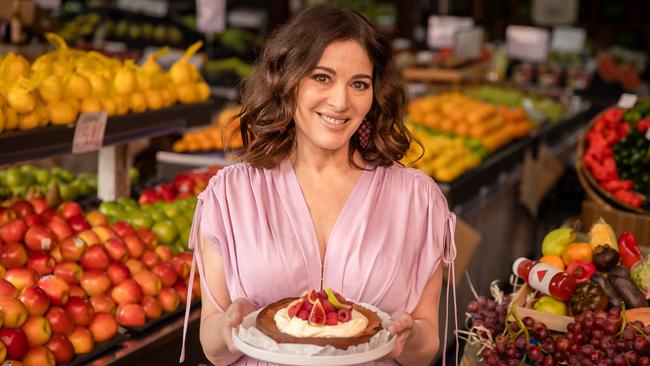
[136,74,152,92]
[100,97,116,116]
[67,73,92,100]
[87,73,109,97]
[113,66,137,95]
[80,97,103,113]
[3,107,18,130]
[18,110,40,130]
[0,53,31,82]
[38,75,63,104]
[0,108,4,133]
[196,82,210,101]
[161,87,177,107]
[129,93,147,113]
[145,89,164,110]
[48,101,78,125]
[170,63,193,85]
[7,85,36,114]
[0,95,5,108]
[66,98,80,111]
[36,102,50,127]
[176,83,198,104]
[113,95,129,115]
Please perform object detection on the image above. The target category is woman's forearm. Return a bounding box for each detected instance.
[395,319,440,366]
[199,311,242,365]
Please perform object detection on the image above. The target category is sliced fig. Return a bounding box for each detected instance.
[321,299,335,314]
[287,298,304,318]
[324,287,352,310]
[337,308,352,323]
[317,290,328,300]
[309,299,326,326]
[306,289,319,304]
[297,309,309,321]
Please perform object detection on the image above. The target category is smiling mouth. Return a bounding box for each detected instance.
[318,113,349,126]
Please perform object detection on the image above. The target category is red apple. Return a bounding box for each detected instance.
[19,286,49,316]
[22,345,55,366]
[11,200,34,218]
[26,251,55,277]
[170,257,190,280]
[154,246,173,262]
[104,237,128,261]
[192,275,201,300]
[39,208,56,223]
[153,263,178,287]
[132,271,161,296]
[67,326,93,354]
[64,297,94,326]
[21,316,51,346]
[89,294,116,315]
[57,201,82,221]
[0,295,28,328]
[59,236,86,262]
[45,335,74,363]
[0,242,28,269]
[141,296,162,319]
[67,215,90,233]
[123,235,145,259]
[91,226,118,243]
[138,188,159,205]
[0,219,27,243]
[115,303,145,327]
[79,271,111,296]
[69,285,86,299]
[0,328,29,360]
[24,224,56,252]
[44,307,73,336]
[0,339,5,362]
[157,287,180,313]
[22,214,42,227]
[174,281,189,305]
[110,279,143,304]
[135,228,157,249]
[52,262,83,285]
[29,198,48,215]
[80,245,110,271]
[177,252,192,264]
[4,267,38,292]
[77,230,100,247]
[49,245,62,264]
[141,250,161,269]
[44,216,71,242]
[106,261,131,286]
[111,221,135,238]
[125,259,145,275]
[37,276,69,306]
[0,263,5,278]
[85,210,107,227]
[0,207,17,226]
[0,279,17,297]
[88,312,117,342]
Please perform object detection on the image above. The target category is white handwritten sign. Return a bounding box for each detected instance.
[617,93,638,109]
[72,111,108,154]
[506,25,549,62]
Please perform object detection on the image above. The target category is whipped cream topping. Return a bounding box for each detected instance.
[273,307,368,338]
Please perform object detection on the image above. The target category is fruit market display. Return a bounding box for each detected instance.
[0,198,198,365]
[401,124,485,182]
[464,218,650,365]
[407,92,534,152]
[0,165,96,202]
[172,106,243,153]
[0,34,210,134]
[581,99,650,210]
[464,85,566,123]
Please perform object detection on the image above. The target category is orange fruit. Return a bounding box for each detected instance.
[539,255,565,271]
[561,242,593,266]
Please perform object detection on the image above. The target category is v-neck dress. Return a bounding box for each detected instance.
[180,159,457,365]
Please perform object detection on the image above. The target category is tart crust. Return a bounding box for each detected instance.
[255,297,383,350]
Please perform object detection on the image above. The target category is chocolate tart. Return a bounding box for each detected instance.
[255,297,383,350]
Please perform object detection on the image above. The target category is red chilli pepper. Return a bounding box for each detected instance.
[618,232,643,269]
[604,108,624,124]
[637,119,650,133]
[566,261,597,283]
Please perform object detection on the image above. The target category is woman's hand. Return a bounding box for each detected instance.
[387,311,415,358]
[221,298,255,354]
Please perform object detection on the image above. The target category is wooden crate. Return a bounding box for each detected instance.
[509,285,574,332]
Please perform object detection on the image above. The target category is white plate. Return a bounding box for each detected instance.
[232,308,396,365]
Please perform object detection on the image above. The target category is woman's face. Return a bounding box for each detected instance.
[293,40,373,155]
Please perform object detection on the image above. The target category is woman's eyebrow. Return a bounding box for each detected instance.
[314,66,372,80]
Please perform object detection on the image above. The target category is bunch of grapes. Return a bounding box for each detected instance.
[466,295,512,338]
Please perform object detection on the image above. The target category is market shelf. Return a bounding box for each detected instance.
[0,101,218,165]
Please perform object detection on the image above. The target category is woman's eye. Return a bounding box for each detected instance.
[312,74,329,83]
[351,81,370,90]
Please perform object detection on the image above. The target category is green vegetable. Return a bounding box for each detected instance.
[631,255,650,294]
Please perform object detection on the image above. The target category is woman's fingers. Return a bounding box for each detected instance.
[223,299,255,354]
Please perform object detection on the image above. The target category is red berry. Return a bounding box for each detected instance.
[297,309,309,320]
[321,299,335,314]
[326,312,338,326]
[337,308,352,322]
[317,290,327,300]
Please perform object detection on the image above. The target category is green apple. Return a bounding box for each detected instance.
[34,169,51,185]
[152,219,178,245]
[99,201,123,217]
[4,167,25,188]
[160,203,180,218]
[128,210,153,229]
[172,215,191,233]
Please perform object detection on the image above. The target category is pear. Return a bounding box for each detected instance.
[541,227,576,257]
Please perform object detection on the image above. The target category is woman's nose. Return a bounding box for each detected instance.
[326,83,348,112]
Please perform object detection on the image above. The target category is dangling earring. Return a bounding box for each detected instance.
[357,118,372,149]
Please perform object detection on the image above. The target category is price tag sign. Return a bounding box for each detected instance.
[72,111,108,154]
[454,27,483,60]
[197,0,226,34]
[506,25,549,62]
[551,26,586,53]
[617,93,638,109]
[427,16,474,49]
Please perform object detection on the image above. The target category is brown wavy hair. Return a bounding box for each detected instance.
[229,4,416,169]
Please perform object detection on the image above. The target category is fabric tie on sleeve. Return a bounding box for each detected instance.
[441,212,459,366]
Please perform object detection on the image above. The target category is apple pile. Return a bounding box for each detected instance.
[287,288,353,326]
[138,167,221,205]
[0,198,199,365]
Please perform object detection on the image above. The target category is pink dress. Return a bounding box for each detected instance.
[180,159,457,365]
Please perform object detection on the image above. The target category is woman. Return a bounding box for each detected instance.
[180,4,457,365]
